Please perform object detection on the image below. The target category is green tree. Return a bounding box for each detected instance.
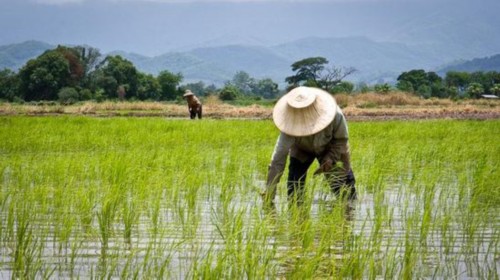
[250,78,279,99]
[469,71,500,95]
[137,73,161,100]
[219,85,240,101]
[427,72,442,84]
[73,46,102,88]
[466,82,484,98]
[356,82,371,93]
[96,55,139,99]
[490,84,500,96]
[94,73,118,99]
[331,81,354,94]
[470,71,490,88]
[374,83,391,94]
[446,86,459,99]
[397,70,428,93]
[58,87,79,104]
[397,69,445,97]
[445,71,470,92]
[80,88,93,101]
[74,46,101,75]
[18,50,71,101]
[232,71,254,95]
[396,80,414,92]
[285,57,356,92]
[319,66,357,92]
[55,46,85,87]
[117,85,126,101]
[0,69,20,101]
[417,84,431,98]
[426,71,446,97]
[205,84,218,95]
[184,81,207,96]
[157,70,183,100]
[490,72,500,85]
[285,57,328,88]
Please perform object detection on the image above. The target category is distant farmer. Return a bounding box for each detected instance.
[183,90,202,119]
[262,86,356,207]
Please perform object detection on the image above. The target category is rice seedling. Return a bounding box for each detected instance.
[0,116,498,278]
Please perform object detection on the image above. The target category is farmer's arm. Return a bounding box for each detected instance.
[194,96,202,106]
[323,107,351,173]
[264,132,294,200]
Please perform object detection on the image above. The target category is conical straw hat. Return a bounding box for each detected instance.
[183,90,194,97]
[272,87,337,136]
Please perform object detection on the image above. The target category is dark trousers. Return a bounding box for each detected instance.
[190,105,202,119]
[287,157,356,204]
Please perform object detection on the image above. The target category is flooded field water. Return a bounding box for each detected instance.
[1,185,498,279]
[0,117,499,278]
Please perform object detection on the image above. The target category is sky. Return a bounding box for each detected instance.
[28,0,442,3]
[1,0,498,56]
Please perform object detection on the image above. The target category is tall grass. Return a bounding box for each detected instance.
[0,116,498,278]
[1,93,498,118]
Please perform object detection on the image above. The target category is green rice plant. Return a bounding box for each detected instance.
[402,228,417,279]
[0,117,498,278]
[75,184,97,235]
[96,192,119,256]
[121,194,139,247]
[194,242,224,279]
[11,198,45,279]
[146,188,163,242]
[67,237,83,279]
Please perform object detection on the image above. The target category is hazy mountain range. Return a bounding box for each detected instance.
[436,54,500,75]
[2,38,499,87]
[1,0,500,86]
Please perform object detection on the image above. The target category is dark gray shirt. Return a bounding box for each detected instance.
[266,105,350,187]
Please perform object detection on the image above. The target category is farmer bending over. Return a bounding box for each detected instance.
[262,86,356,207]
[183,90,202,119]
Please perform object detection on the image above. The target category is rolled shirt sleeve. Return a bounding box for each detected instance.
[266,132,294,194]
[325,106,351,172]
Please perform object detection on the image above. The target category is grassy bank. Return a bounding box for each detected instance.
[1,92,499,120]
[0,117,499,278]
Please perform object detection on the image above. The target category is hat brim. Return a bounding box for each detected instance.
[272,87,337,137]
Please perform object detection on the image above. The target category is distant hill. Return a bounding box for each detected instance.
[111,45,293,84]
[271,36,439,83]
[105,37,446,84]
[0,41,53,70]
[109,37,444,85]
[436,54,500,75]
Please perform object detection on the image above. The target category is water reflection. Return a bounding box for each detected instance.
[1,186,499,279]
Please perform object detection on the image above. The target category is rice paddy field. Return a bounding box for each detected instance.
[0,116,499,279]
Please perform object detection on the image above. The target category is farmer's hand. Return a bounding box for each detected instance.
[314,159,333,175]
[260,190,276,212]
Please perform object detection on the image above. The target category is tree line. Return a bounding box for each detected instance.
[394,69,500,98]
[0,45,280,104]
[283,57,500,99]
[1,47,499,103]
